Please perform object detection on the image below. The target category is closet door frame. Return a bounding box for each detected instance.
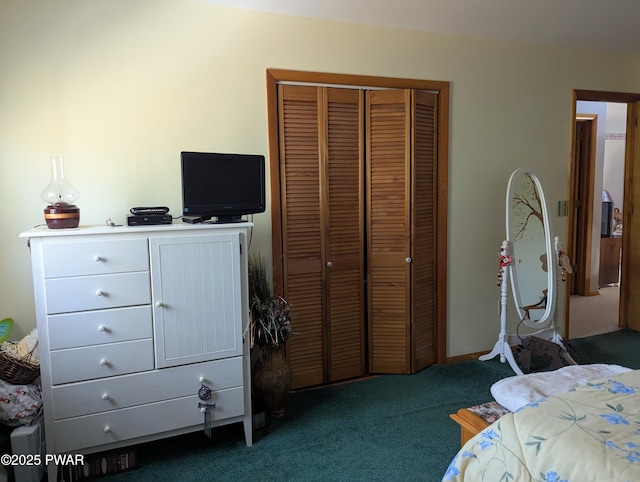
[266,68,450,365]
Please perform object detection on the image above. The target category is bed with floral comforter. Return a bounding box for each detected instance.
[443,369,640,481]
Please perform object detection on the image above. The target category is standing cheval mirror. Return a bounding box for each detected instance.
[481,168,572,375]
[508,168,556,328]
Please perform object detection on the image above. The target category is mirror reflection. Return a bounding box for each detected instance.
[508,170,553,325]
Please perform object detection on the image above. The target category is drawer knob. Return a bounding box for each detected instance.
[405,257,412,264]
[326,261,333,268]
[199,376,205,383]
[99,359,108,366]
[94,256,104,262]
[155,301,163,308]
[96,290,105,297]
[98,325,106,332]
[101,393,109,400]
[200,407,207,413]
[103,426,111,433]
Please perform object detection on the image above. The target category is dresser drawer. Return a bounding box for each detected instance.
[53,387,244,453]
[48,306,152,349]
[42,238,149,278]
[44,272,150,314]
[50,339,154,384]
[51,357,243,419]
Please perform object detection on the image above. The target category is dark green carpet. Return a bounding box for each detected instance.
[568,328,640,369]
[100,360,511,482]
[97,330,637,482]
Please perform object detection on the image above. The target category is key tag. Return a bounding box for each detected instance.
[197,383,216,437]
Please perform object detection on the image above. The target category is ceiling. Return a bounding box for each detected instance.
[195,0,640,55]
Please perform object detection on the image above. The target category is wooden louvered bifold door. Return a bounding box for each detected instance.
[366,89,412,373]
[278,84,437,385]
[411,90,437,371]
[279,84,325,388]
[366,89,438,374]
[279,85,366,388]
[324,88,366,382]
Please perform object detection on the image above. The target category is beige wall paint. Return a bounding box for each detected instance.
[1,0,639,358]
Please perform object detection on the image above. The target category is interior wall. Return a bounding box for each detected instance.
[603,104,627,218]
[1,0,640,358]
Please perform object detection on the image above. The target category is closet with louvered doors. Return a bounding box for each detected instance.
[278,84,366,389]
[276,84,438,388]
[366,89,437,374]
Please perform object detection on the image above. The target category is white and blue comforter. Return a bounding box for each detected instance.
[443,369,640,481]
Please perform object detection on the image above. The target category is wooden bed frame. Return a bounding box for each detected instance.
[449,409,490,446]
[449,401,511,446]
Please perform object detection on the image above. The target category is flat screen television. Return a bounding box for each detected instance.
[181,151,266,223]
[601,201,613,237]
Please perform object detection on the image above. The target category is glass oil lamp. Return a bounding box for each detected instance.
[41,155,80,229]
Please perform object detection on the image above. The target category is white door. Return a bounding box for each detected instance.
[150,233,243,368]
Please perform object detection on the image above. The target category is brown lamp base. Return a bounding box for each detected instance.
[44,203,80,229]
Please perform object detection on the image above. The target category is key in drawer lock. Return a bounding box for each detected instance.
[198,383,216,437]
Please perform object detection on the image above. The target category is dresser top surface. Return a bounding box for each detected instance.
[19,222,253,238]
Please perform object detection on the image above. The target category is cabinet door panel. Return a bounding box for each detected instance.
[151,233,243,368]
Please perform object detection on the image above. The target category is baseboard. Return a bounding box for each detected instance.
[446,351,489,364]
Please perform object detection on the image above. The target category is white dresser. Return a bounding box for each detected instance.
[19,223,253,470]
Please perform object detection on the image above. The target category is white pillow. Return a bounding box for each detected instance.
[491,364,631,412]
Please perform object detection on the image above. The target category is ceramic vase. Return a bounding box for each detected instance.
[252,344,292,419]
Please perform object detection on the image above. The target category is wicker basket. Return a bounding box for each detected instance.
[0,341,40,385]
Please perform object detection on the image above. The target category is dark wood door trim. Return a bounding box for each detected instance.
[623,101,640,331]
[566,90,640,337]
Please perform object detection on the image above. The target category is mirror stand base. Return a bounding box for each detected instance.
[479,334,524,376]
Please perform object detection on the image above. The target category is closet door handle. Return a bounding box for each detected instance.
[405,257,412,264]
[326,261,333,268]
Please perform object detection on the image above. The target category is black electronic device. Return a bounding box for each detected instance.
[182,215,206,224]
[601,201,613,237]
[130,206,170,216]
[180,151,266,223]
[127,214,173,226]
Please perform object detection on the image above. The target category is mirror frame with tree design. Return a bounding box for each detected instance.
[481,168,573,375]
[507,168,557,329]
